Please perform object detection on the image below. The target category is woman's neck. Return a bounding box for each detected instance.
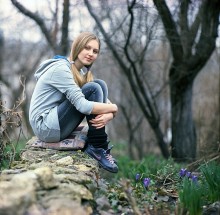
[74,59,83,71]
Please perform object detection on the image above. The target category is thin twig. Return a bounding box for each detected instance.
[163,173,174,185]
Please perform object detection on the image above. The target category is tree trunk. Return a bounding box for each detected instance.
[152,0,219,161]
[0,30,4,168]
[170,67,196,162]
[154,125,170,159]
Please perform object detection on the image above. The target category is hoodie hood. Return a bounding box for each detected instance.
[34,58,70,80]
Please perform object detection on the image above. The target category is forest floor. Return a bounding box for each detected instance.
[95,145,220,215]
[1,139,220,215]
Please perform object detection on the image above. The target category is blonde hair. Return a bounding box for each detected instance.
[69,32,101,87]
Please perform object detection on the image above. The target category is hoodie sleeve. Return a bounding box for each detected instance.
[49,63,94,115]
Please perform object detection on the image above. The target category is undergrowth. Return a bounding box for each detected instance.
[1,138,220,215]
[1,140,26,169]
[103,142,220,215]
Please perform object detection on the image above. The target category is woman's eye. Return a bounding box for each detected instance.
[84,46,99,54]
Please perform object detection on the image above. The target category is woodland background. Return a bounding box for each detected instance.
[0,0,219,164]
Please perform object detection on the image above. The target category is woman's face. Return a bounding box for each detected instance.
[76,39,99,68]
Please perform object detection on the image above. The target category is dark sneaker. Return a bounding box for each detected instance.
[84,144,118,173]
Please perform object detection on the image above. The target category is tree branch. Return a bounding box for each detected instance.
[124,0,136,51]
[84,0,128,71]
[187,2,204,49]
[153,0,183,62]
[179,0,190,57]
[188,0,220,74]
[11,0,57,51]
[124,1,160,124]
[60,0,69,55]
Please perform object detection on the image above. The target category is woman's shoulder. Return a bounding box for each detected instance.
[53,59,71,70]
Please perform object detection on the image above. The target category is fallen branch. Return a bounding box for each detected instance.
[187,152,220,171]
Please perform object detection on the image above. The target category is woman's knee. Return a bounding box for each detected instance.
[94,79,108,90]
[82,82,103,92]
[93,79,108,102]
[82,82,104,102]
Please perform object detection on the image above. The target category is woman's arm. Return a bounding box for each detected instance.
[91,102,118,115]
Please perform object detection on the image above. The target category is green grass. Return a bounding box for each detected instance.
[179,178,204,215]
[111,140,182,181]
[114,154,182,181]
[1,139,26,169]
[179,161,220,215]
[200,161,220,202]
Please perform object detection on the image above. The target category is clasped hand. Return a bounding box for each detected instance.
[89,113,114,129]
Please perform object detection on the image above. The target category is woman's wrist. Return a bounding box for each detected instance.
[112,104,118,113]
[112,104,117,118]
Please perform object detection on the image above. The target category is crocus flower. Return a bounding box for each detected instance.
[186,171,191,178]
[179,168,187,177]
[191,175,198,183]
[135,173,141,181]
[143,178,151,189]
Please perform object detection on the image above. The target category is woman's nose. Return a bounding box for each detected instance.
[88,50,93,56]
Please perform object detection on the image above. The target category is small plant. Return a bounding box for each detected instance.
[1,139,26,169]
[135,173,151,189]
[0,87,26,170]
[179,177,204,215]
[179,168,198,183]
[200,161,220,202]
[179,162,220,215]
[143,177,151,189]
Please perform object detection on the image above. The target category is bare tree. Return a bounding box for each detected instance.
[153,0,220,161]
[11,0,70,55]
[85,0,220,161]
[84,0,170,158]
[119,86,144,159]
[3,41,49,134]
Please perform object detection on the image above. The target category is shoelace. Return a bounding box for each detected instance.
[105,151,114,165]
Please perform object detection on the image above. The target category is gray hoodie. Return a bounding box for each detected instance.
[29,58,94,142]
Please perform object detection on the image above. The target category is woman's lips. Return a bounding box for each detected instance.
[85,57,92,62]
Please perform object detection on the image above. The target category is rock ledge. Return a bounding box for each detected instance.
[0,137,100,215]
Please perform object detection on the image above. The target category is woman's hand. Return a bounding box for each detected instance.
[89,113,114,129]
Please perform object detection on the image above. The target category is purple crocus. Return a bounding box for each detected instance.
[186,171,191,178]
[179,168,187,177]
[191,175,198,183]
[135,173,141,181]
[143,178,151,189]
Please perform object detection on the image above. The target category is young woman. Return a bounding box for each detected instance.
[29,32,118,173]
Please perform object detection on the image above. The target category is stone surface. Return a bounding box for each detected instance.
[55,156,73,166]
[0,137,102,215]
[203,201,220,215]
